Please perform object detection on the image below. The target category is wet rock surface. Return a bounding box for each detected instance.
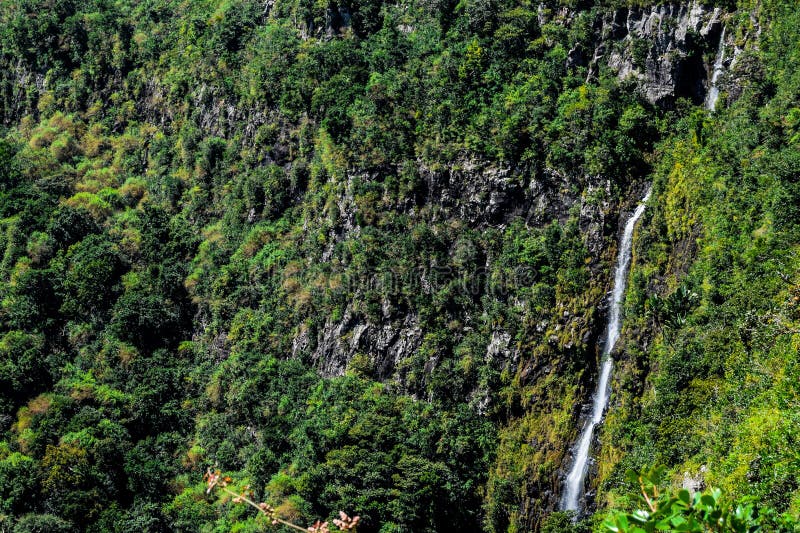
[541,1,749,108]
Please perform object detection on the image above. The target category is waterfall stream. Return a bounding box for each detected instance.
[560,189,651,513]
[705,28,726,111]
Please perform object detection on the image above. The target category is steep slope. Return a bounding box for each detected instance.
[596,0,800,521]
[0,1,795,532]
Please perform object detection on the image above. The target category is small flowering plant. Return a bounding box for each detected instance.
[204,469,360,533]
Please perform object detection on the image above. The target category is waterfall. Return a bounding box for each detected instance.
[705,28,726,111]
[560,189,651,513]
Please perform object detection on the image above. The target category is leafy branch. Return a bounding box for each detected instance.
[205,469,360,533]
[602,466,792,533]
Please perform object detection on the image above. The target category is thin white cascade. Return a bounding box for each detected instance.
[560,189,651,513]
[705,28,726,111]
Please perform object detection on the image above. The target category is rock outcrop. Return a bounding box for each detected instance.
[551,1,742,107]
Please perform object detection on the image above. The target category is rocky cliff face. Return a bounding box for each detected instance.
[0,59,46,126]
[0,0,741,525]
[0,0,787,531]
[557,1,749,108]
[605,2,722,106]
[290,162,614,386]
[284,1,742,397]
[269,4,742,527]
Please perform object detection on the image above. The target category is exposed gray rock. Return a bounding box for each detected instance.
[580,180,612,259]
[603,2,712,105]
[0,59,47,124]
[486,330,512,361]
[682,465,708,493]
[301,307,423,380]
[416,160,586,228]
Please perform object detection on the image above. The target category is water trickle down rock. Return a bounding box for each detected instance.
[560,189,651,514]
[705,26,726,111]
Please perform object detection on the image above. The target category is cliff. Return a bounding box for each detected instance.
[0,1,796,532]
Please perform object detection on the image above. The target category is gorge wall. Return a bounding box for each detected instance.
[0,1,796,532]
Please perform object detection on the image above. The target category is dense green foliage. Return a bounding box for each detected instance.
[595,0,800,528]
[0,0,797,531]
[603,467,796,532]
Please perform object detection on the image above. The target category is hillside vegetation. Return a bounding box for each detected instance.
[0,0,797,531]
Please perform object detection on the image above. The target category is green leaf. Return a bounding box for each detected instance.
[657,496,678,512]
[700,494,716,507]
[602,519,621,533]
[655,518,673,530]
[671,515,687,527]
[631,510,650,524]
